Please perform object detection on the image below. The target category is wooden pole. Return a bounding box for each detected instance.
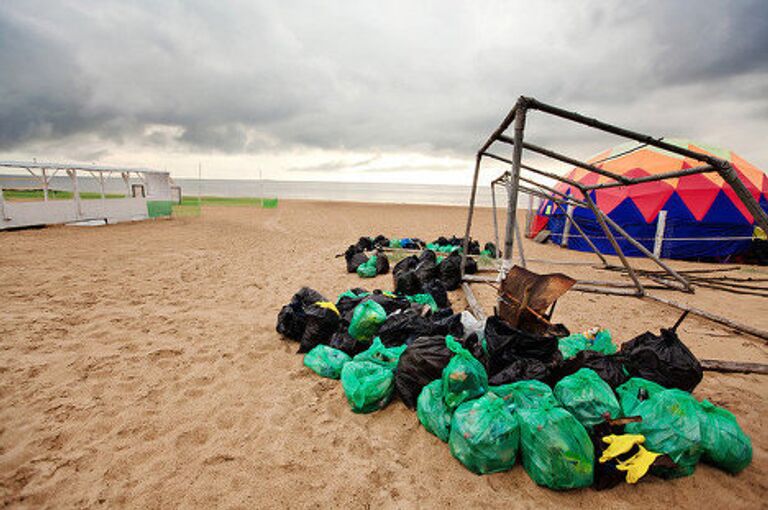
[491,181,500,259]
[461,154,483,279]
[700,359,768,375]
[644,295,768,343]
[502,108,527,270]
[583,192,644,295]
[462,282,486,320]
[561,203,574,247]
[653,210,667,258]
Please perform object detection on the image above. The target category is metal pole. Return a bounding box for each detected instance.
[461,154,482,278]
[490,181,500,258]
[502,107,527,270]
[583,191,645,295]
[653,210,667,258]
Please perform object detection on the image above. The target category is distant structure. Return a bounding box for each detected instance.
[0,161,179,230]
[529,140,768,260]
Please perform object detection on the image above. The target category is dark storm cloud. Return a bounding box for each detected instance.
[1,0,767,163]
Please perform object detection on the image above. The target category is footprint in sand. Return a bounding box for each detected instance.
[175,426,210,449]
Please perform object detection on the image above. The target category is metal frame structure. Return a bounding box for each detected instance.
[462,96,768,299]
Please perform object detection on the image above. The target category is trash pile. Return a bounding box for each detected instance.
[341,235,500,278]
[276,266,753,491]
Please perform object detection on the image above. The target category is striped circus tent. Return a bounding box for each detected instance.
[530,139,768,260]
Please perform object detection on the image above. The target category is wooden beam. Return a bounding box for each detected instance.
[700,359,768,375]
[644,295,768,343]
[461,282,486,320]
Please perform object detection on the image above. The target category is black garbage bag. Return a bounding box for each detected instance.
[439,252,463,290]
[433,236,449,246]
[484,316,559,375]
[336,290,370,320]
[346,250,369,273]
[467,240,481,255]
[488,357,551,386]
[414,253,439,283]
[423,279,449,309]
[375,253,390,275]
[372,235,389,248]
[430,312,464,338]
[355,236,374,252]
[620,327,703,392]
[299,303,340,353]
[329,330,369,357]
[550,350,628,388]
[395,270,422,295]
[276,287,327,341]
[464,256,478,274]
[462,332,489,368]
[393,255,419,277]
[365,291,410,315]
[395,335,453,408]
[484,242,500,258]
[377,309,434,346]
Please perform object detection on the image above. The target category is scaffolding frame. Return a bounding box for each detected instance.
[462,96,768,300]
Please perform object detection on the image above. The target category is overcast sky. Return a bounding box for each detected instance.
[1,1,767,184]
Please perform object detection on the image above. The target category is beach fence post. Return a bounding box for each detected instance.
[560,203,574,247]
[653,210,667,258]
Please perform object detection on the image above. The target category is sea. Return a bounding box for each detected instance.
[1,174,516,207]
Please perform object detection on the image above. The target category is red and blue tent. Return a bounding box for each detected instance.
[530,140,768,260]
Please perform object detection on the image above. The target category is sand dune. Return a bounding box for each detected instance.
[0,201,766,508]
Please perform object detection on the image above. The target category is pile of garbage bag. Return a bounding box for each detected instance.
[276,284,752,491]
[341,234,500,279]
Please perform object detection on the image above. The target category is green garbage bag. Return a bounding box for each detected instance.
[519,404,594,490]
[558,328,616,359]
[417,379,452,442]
[303,345,351,379]
[337,289,370,301]
[442,335,489,409]
[449,393,520,474]
[389,238,401,248]
[340,360,395,413]
[356,255,378,278]
[625,388,703,478]
[405,293,438,312]
[348,300,387,341]
[699,399,752,474]
[554,368,621,428]
[491,380,559,411]
[615,377,666,416]
[353,337,407,371]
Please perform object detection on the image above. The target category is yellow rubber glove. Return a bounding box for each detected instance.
[599,434,646,463]
[616,445,661,484]
[314,301,340,316]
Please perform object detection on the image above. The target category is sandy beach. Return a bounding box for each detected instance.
[1,200,766,509]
